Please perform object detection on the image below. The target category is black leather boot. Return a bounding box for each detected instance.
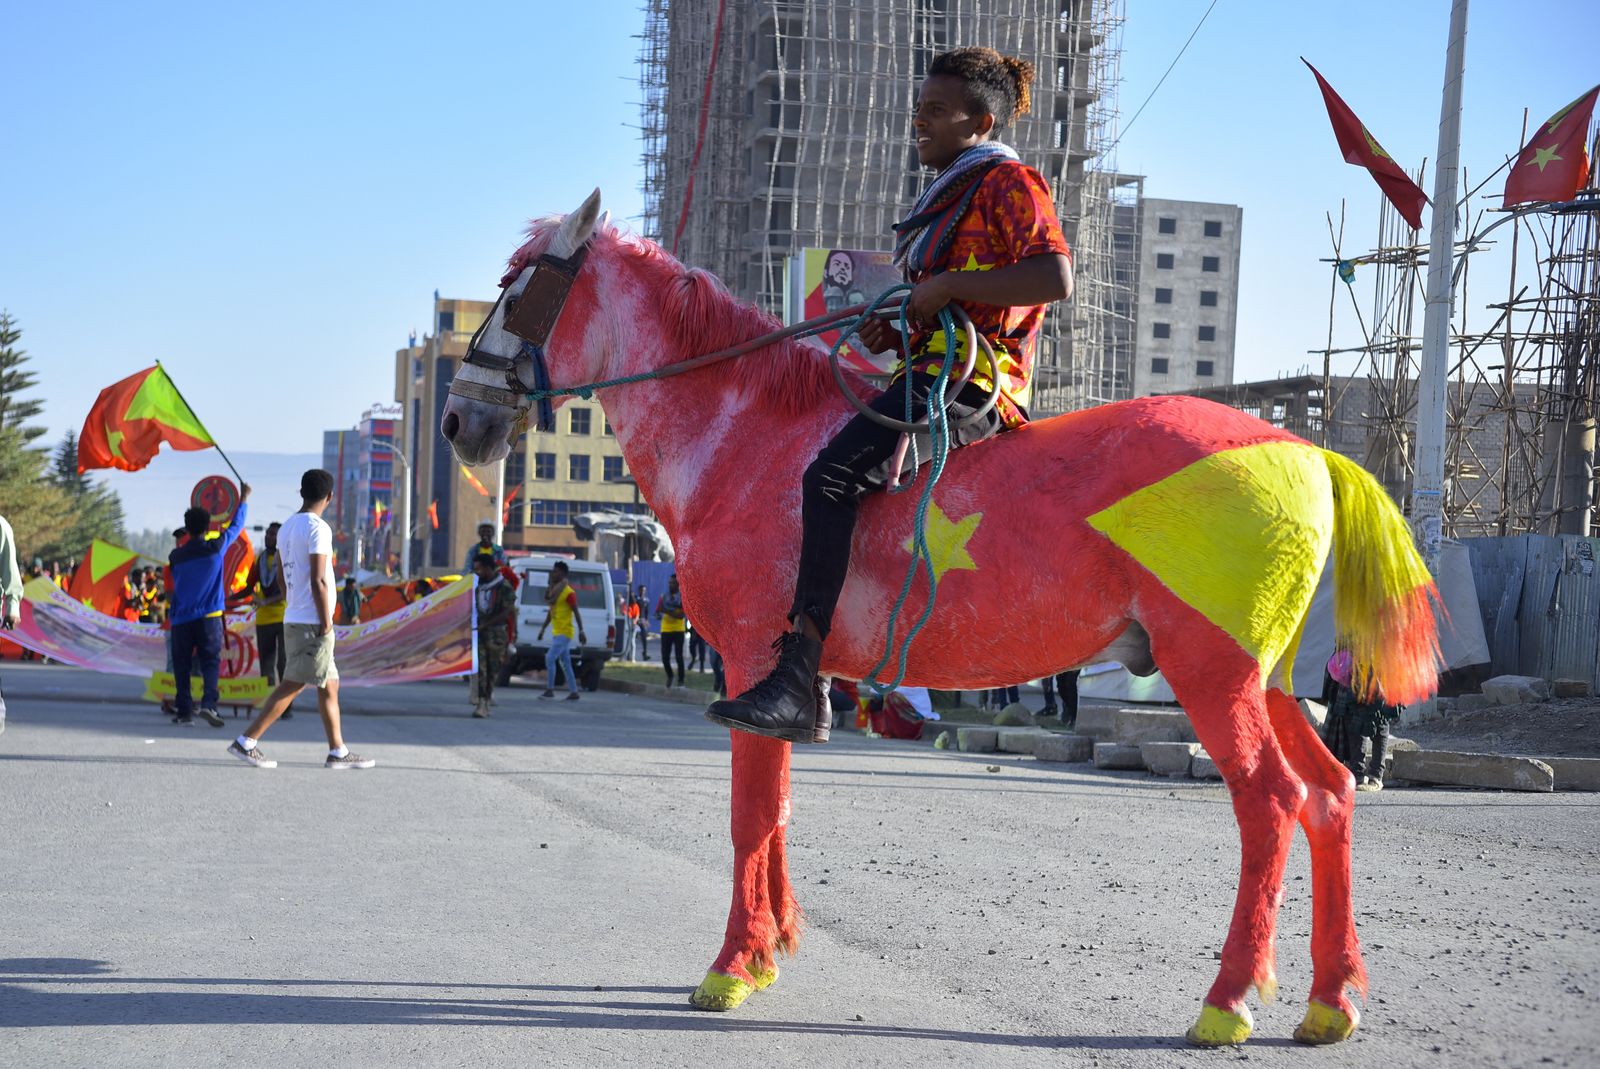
[705,632,824,743]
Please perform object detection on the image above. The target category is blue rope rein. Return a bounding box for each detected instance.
[524,286,965,698]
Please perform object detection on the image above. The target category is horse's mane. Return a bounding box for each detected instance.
[507,219,873,420]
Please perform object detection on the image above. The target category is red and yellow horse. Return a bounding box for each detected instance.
[441,191,1438,1047]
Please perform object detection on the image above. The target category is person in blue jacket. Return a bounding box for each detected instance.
[168,484,249,726]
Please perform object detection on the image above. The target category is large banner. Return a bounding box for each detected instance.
[11,576,476,697]
[788,247,903,376]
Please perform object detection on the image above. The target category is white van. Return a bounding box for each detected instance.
[503,555,617,690]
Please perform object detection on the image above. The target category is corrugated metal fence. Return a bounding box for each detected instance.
[1464,535,1600,687]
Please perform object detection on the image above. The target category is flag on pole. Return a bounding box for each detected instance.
[1504,85,1600,207]
[428,501,439,530]
[1303,59,1430,230]
[78,365,215,473]
[459,465,491,497]
[66,538,140,615]
[501,484,522,527]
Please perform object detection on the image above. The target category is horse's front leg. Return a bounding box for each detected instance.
[690,723,795,1010]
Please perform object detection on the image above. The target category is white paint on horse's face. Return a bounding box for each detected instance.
[441,188,603,466]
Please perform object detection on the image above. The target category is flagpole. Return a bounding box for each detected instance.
[1411,0,1469,575]
[154,360,245,486]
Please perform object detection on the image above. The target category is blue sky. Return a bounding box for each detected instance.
[3,0,1596,496]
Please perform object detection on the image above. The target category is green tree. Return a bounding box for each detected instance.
[0,312,74,557]
[42,429,128,560]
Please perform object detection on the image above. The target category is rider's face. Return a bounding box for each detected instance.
[913,75,994,171]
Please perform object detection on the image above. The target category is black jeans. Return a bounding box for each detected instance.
[661,632,686,684]
[688,630,707,671]
[172,616,223,716]
[257,622,286,685]
[791,373,1004,639]
[1041,670,1081,721]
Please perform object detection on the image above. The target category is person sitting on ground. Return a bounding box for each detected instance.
[470,552,516,717]
[706,46,1072,741]
[535,560,585,701]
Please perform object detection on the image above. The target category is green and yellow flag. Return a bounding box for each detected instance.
[78,365,215,473]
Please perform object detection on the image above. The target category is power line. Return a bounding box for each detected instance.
[1107,0,1222,156]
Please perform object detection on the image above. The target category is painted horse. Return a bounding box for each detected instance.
[440,190,1439,1047]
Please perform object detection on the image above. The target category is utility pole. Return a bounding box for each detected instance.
[1411,0,1469,573]
[373,439,413,579]
[493,455,507,548]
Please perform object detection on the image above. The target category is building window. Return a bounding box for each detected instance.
[534,452,555,480]
[568,455,590,482]
[505,450,525,486]
[1200,290,1219,307]
[1153,322,1171,339]
[1198,325,1217,342]
[569,408,592,435]
[1151,357,1170,374]
[1154,287,1172,304]
[1197,360,1216,377]
[1158,217,1176,234]
[437,310,455,333]
[1156,253,1175,270]
[1204,220,1223,238]
[603,417,614,436]
[1202,256,1220,272]
[603,456,625,482]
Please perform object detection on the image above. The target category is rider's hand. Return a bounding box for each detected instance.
[856,316,901,355]
[907,273,954,327]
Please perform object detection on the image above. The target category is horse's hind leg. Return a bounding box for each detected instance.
[1265,687,1366,1043]
[1152,613,1306,1047]
[690,728,790,1011]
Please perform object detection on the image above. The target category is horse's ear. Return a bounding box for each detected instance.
[551,188,602,258]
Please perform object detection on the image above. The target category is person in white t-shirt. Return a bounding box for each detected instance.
[227,469,375,770]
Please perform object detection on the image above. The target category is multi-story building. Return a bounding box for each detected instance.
[320,407,397,572]
[640,0,1132,415]
[397,296,646,572]
[1131,197,1243,397]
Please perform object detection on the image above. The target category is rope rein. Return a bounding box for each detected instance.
[521,286,969,698]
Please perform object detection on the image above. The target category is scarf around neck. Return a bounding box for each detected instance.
[892,142,1019,275]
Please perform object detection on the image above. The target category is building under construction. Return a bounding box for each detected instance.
[639,0,1136,414]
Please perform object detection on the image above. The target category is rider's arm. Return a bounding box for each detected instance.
[907,253,1073,323]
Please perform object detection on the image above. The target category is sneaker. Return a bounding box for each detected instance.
[565,692,581,702]
[172,716,196,726]
[197,707,225,728]
[1356,776,1384,793]
[539,690,556,700]
[326,751,376,770]
[228,740,277,768]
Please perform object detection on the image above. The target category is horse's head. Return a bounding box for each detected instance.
[440,188,604,466]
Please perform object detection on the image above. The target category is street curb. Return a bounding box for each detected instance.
[598,677,717,707]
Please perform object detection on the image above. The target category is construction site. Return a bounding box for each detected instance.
[639,0,1139,415]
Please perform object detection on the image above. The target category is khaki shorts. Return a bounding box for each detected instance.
[284,624,338,687]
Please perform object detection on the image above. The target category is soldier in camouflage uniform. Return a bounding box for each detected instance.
[472,553,516,718]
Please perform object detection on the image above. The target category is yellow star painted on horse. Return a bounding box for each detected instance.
[908,501,981,582]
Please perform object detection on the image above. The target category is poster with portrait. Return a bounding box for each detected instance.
[787,248,904,376]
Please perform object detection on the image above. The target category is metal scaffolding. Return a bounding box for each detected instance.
[638,0,1131,416]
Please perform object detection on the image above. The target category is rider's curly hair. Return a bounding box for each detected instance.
[928,47,1035,133]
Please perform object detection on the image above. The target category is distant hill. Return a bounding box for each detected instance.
[101,449,323,534]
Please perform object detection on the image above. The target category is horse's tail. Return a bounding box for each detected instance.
[1320,449,1440,704]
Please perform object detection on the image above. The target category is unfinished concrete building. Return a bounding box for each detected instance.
[639,0,1132,414]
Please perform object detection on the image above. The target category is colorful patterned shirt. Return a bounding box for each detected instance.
[899,160,1071,428]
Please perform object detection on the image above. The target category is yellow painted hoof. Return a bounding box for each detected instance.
[689,970,755,1012]
[1293,1000,1359,1045]
[1185,1004,1254,1047]
[748,962,779,991]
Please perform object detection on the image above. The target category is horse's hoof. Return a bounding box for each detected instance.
[748,962,779,991]
[1185,1003,1254,1047]
[1293,1000,1359,1045]
[689,970,754,1011]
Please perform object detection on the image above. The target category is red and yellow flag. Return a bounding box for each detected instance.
[459,465,491,497]
[78,365,215,473]
[66,538,140,616]
[1304,59,1429,230]
[427,501,440,530]
[1504,85,1600,207]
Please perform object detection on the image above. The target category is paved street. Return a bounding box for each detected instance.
[1,663,1595,1069]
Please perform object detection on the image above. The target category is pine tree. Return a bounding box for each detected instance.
[41,429,128,560]
[0,312,80,558]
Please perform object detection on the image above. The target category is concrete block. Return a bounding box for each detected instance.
[1388,735,1420,753]
[1299,699,1327,728]
[1543,757,1600,792]
[1480,675,1552,705]
[1074,706,1119,740]
[1389,750,1554,792]
[1552,679,1593,698]
[1111,708,1197,746]
[997,727,1048,755]
[1451,693,1491,712]
[1141,741,1199,777]
[956,727,999,753]
[992,703,1033,727]
[1093,742,1146,770]
[1034,734,1094,763]
[1191,751,1223,780]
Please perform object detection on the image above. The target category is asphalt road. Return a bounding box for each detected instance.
[1,663,1595,1069]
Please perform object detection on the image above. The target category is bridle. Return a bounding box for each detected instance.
[448,241,591,433]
